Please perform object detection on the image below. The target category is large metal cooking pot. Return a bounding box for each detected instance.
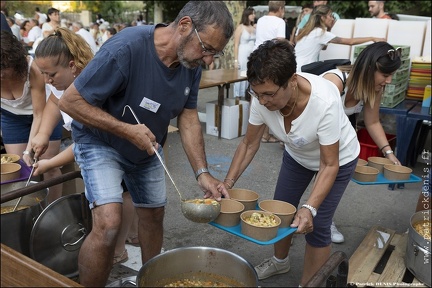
[405,209,431,287]
[135,246,258,287]
[1,181,48,256]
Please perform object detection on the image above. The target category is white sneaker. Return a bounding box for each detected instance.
[331,221,345,243]
[254,257,290,280]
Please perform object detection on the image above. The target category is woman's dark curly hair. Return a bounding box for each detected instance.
[247,38,296,87]
[1,31,28,79]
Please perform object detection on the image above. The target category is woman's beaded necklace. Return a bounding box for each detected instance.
[279,86,299,118]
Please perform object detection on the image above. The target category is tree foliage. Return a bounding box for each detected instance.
[2,1,51,19]
[144,1,188,23]
[81,1,124,23]
[4,1,430,25]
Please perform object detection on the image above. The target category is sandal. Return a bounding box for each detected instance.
[125,235,140,247]
[261,134,279,143]
[113,249,128,265]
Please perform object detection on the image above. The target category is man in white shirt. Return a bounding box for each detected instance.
[6,16,21,41]
[253,1,286,144]
[71,21,98,55]
[27,18,42,48]
[34,7,47,28]
[254,1,286,50]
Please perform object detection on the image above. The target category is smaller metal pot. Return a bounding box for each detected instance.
[405,209,431,287]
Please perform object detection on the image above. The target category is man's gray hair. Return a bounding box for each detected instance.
[72,21,83,29]
[173,1,234,40]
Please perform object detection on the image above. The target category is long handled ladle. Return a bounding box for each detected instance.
[121,105,220,223]
[121,105,185,201]
[12,157,38,212]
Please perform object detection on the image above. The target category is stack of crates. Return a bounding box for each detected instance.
[353,44,410,108]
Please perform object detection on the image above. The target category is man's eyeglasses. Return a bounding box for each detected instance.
[248,85,282,100]
[387,47,402,60]
[194,28,224,57]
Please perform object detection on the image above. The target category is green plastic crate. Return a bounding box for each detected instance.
[393,45,411,58]
[391,67,410,83]
[400,57,411,70]
[353,44,410,62]
[380,90,406,108]
[384,79,409,95]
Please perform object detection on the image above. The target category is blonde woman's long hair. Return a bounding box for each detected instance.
[35,27,93,70]
[296,5,332,43]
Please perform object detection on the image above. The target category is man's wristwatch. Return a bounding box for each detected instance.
[301,204,317,218]
[383,149,394,157]
[195,168,209,180]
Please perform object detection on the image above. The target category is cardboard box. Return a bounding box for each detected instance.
[206,99,250,140]
[60,162,85,196]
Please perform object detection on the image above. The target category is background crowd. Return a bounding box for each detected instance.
[1,4,148,54]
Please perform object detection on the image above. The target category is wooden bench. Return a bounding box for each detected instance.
[348,225,427,287]
[1,243,83,287]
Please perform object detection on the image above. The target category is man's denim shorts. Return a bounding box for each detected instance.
[73,142,167,210]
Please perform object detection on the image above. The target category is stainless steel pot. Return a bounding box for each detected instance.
[405,209,431,287]
[136,246,258,287]
[1,181,48,256]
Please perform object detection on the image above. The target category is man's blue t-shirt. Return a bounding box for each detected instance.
[72,24,201,164]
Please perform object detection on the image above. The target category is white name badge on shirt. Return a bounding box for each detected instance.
[292,137,309,148]
[140,97,161,113]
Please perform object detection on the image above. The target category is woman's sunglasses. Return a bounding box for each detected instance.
[387,47,402,60]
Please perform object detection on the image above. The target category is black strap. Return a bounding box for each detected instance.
[341,72,347,92]
[327,72,347,96]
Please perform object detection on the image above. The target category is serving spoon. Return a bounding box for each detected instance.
[121,105,220,223]
[12,157,38,212]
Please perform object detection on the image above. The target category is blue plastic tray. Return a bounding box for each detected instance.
[351,173,421,185]
[209,222,297,245]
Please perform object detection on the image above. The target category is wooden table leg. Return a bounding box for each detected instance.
[217,85,224,139]
[225,83,230,99]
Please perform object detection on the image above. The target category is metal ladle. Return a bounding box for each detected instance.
[12,157,37,212]
[121,105,220,223]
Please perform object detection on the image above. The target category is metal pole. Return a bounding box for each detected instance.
[1,171,82,204]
